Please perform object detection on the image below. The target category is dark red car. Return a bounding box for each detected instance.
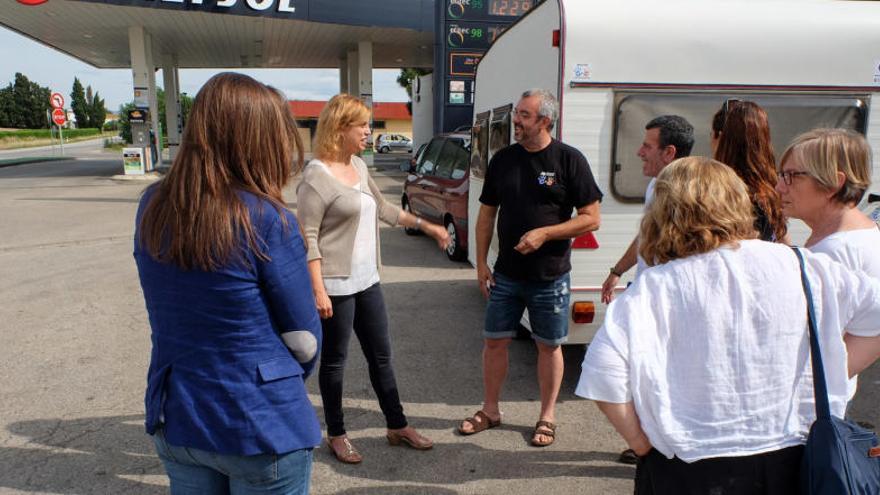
[402,132,471,261]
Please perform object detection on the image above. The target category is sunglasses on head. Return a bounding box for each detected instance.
[720,98,743,126]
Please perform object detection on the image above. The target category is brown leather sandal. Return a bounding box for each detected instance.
[327,436,362,464]
[531,420,556,447]
[458,410,501,435]
[387,428,433,450]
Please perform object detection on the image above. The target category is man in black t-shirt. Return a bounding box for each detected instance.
[458,89,603,447]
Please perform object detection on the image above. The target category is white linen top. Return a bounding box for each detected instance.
[809,225,880,398]
[576,240,880,463]
[634,178,656,276]
[309,161,380,296]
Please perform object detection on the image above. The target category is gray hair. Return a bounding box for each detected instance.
[521,88,559,131]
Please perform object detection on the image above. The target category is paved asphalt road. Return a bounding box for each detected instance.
[0,154,878,494]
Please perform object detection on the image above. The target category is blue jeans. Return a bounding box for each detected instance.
[484,272,571,345]
[152,427,313,495]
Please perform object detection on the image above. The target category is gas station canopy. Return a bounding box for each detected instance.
[1,0,435,69]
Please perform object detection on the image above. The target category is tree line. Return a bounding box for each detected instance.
[0,73,107,130]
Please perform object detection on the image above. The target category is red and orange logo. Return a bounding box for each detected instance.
[17,0,49,5]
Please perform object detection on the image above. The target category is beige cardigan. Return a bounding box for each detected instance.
[296,156,401,277]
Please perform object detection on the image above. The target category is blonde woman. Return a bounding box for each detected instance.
[296,94,449,464]
[777,128,879,393]
[576,157,880,494]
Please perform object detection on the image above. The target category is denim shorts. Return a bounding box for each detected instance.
[484,272,570,346]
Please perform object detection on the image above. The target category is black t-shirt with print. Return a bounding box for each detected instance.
[479,139,603,281]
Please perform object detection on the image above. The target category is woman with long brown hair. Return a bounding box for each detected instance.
[297,94,449,464]
[135,72,322,494]
[712,100,788,242]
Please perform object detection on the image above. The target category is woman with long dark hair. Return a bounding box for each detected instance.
[712,100,788,242]
[135,73,321,494]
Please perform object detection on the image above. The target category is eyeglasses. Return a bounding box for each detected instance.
[720,98,743,126]
[777,170,810,185]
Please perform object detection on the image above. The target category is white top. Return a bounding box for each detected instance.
[576,240,880,463]
[809,225,880,399]
[308,161,380,296]
[634,178,656,276]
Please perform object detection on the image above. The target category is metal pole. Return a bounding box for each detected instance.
[58,122,64,156]
[46,109,56,156]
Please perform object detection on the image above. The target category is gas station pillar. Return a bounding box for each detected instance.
[128,26,160,172]
[162,56,182,163]
[357,41,373,166]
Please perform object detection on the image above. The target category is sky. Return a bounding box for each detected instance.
[0,27,410,113]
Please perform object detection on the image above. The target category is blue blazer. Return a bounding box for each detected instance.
[134,188,322,456]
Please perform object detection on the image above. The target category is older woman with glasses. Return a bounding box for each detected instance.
[777,128,880,378]
[576,156,880,494]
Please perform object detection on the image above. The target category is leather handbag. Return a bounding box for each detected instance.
[792,247,880,494]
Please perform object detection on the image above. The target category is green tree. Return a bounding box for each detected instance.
[117,102,136,143]
[3,73,51,129]
[397,68,430,115]
[70,77,88,129]
[85,86,106,128]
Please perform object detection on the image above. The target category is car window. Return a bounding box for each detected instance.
[449,140,470,180]
[417,138,445,175]
[432,141,459,179]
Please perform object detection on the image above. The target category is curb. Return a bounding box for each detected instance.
[0,156,73,168]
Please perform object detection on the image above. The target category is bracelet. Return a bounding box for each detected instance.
[609,266,623,277]
[415,217,422,230]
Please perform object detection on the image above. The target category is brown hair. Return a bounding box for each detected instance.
[312,94,371,160]
[639,156,758,265]
[713,101,787,241]
[138,72,304,270]
[779,128,872,205]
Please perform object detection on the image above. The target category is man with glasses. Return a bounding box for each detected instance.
[600,114,694,463]
[458,89,603,447]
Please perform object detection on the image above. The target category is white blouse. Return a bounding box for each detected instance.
[810,226,880,399]
[576,240,880,463]
[309,161,380,296]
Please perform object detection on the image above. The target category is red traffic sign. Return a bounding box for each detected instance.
[50,92,64,109]
[17,0,49,4]
[52,108,66,126]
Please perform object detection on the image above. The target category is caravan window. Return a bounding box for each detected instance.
[470,112,490,179]
[489,104,512,162]
[611,93,868,202]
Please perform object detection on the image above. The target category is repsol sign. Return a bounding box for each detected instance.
[67,0,308,18]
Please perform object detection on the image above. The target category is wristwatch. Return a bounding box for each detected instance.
[609,266,623,277]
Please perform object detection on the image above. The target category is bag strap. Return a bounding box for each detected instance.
[791,246,832,420]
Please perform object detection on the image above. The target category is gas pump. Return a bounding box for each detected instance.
[122,108,152,175]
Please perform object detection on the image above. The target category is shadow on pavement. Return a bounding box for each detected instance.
[2,414,164,494]
[305,278,588,408]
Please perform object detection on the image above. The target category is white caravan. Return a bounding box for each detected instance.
[468,0,880,344]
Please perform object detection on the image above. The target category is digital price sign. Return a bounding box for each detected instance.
[488,0,534,17]
[435,0,542,131]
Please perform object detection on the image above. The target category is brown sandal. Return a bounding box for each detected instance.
[387,428,433,450]
[458,410,501,435]
[327,436,362,464]
[531,420,556,447]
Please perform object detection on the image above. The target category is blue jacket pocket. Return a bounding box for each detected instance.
[257,357,304,383]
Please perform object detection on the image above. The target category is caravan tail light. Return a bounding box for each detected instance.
[572,301,595,324]
[552,29,560,47]
[572,232,598,249]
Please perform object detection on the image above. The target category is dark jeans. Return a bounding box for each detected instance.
[634,445,804,495]
[318,283,407,437]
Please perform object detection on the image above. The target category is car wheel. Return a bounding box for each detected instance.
[380,146,390,154]
[403,200,420,236]
[444,218,467,261]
